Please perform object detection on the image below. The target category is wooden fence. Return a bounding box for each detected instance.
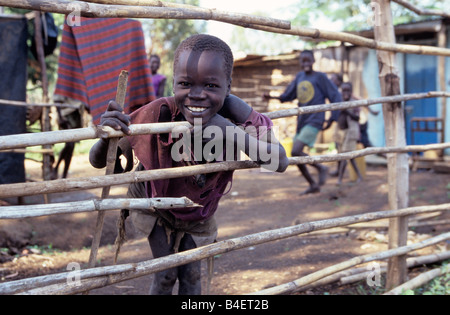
[0,0,449,295]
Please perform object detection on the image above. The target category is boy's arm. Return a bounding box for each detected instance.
[216,95,289,172]
[89,101,133,169]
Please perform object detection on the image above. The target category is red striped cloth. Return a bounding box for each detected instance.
[54,17,155,124]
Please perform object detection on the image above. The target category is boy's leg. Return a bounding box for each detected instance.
[349,159,363,182]
[178,234,202,295]
[291,140,320,194]
[148,223,178,295]
[338,160,347,186]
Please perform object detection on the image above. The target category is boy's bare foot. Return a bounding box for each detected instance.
[300,185,320,196]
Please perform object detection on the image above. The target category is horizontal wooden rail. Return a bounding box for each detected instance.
[0,197,197,219]
[249,231,450,295]
[0,142,449,199]
[1,92,448,151]
[1,0,449,56]
[0,0,290,30]
[0,99,80,109]
[1,203,448,295]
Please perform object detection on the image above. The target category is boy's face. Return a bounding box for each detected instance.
[300,53,314,73]
[150,57,160,74]
[341,84,352,101]
[173,49,231,125]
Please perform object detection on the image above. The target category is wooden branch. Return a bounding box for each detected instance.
[1,92,448,151]
[1,143,449,199]
[0,122,191,150]
[374,0,410,290]
[87,70,127,274]
[1,0,449,56]
[2,204,449,295]
[264,91,450,120]
[339,251,450,286]
[0,0,290,30]
[0,197,197,219]
[0,98,80,109]
[295,251,450,292]
[237,24,450,57]
[392,0,450,19]
[384,264,449,295]
[82,0,291,29]
[250,232,450,295]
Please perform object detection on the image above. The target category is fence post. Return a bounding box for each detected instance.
[373,0,410,289]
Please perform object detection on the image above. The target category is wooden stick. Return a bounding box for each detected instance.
[391,0,450,19]
[87,71,128,273]
[384,264,449,295]
[249,232,450,295]
[339,251,450,286]
[0,0,290,30]
[235,24,450,57]
[1,0,450,56]
[0,92,448,151]
[1,204,449,295]
[0,98,79,109]
[374,0,409,290]
[0,197,198,219]
[82,0,291,30]
[296,251,450,292]
[1,143,450,199]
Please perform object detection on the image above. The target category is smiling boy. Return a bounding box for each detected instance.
[89,34,288,295]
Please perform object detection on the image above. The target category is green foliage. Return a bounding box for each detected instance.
[405,262,450,295]
[290,0,445,32]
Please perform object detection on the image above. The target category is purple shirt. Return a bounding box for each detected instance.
[128,97,273,222]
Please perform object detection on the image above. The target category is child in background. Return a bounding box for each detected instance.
[264,50,342,195]
[149,54,167,98]
[90,34,288,295]
[335,82,363,185]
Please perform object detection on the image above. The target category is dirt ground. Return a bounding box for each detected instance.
[0,152,449,295]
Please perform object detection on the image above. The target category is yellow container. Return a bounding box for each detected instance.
[281,138,293,157]
[349,144,366,181]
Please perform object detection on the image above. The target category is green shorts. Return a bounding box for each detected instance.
[294,125,320,148]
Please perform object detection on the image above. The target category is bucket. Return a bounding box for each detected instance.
[281,138,293,157]
[349,143,366,181]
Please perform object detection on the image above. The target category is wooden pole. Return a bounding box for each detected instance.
[2,206,449,295]
[0,143,450,199]
[0,92,448,151]
[2,0,450,56]
[87,71,128,273]
[250,232,450,295]
[0,197,198,219]
[373,0,410,290]
[384,264,449,295]
[0,0,290,30]
[34,11,53,185]
[438,24,447,144]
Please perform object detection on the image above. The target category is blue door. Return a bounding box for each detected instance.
[404,54,437,145]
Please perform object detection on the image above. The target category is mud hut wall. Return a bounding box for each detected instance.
[231,46,352,144]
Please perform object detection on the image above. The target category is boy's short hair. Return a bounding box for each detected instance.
[174,34,234,82]
[300,50,315,61]
[150,54,160,61]
[342,82,353,90]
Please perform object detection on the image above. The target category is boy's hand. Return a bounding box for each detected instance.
[100,100,131,135]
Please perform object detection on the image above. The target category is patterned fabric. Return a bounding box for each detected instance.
[54,17,155,124]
